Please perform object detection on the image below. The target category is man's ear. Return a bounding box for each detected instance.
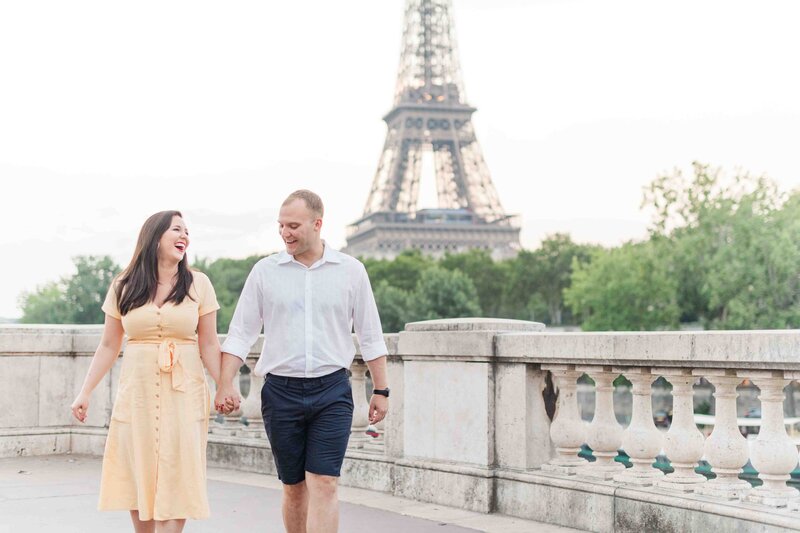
[315,218,323,231]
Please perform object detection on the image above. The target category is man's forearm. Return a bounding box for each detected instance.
[365,355,389,389]
[220,352,244,385]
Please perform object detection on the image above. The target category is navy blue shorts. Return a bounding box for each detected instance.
[261,368,354,485]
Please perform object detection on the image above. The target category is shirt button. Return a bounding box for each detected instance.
[155,382,160,387]
[155,404,159,409]
[155,416,159,420]
[155,427,159,432]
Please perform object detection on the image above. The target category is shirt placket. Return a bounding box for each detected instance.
[304,269,313,377]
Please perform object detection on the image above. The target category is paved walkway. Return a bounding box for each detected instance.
[0,455,583,532]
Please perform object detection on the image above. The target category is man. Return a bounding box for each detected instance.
[215,190,389,533]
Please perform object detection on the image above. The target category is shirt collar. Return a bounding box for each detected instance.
[277,241,342,267]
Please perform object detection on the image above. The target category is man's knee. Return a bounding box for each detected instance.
[282,480,308,503]
[306,472,338,499]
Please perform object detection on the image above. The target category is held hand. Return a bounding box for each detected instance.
[70,393,90,423]
[368,394,388,424]
[214,383,241,415]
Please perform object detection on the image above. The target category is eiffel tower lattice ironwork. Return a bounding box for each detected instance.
[344,0,521,259]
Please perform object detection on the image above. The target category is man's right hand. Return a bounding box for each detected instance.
[214,383,241,415]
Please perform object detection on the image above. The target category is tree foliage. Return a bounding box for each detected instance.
[408,266,481,321]
[19,255,120,324]
[439,249,509,317]
[194,254,265,332]
[373,280,411,333]
[565,240,680,330]
[504,234,597,324]
[362,249,433,292]
[643,162,800,329]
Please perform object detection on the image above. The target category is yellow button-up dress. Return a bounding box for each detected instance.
[97,271,219,521]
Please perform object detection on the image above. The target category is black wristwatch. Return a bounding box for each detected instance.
[373,388,390,398]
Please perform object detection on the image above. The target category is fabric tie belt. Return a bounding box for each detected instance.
[127,339,195,392]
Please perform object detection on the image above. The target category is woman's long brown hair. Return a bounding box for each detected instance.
[116,210,194,316]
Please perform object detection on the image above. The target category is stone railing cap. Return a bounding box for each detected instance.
[0,324,104,334]
[404,318,545,332]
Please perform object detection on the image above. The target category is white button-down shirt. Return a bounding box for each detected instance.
[221,244,388,377]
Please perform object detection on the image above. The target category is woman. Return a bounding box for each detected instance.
[70,210,223,533]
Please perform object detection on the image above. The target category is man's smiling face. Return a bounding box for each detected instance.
[278,198,322,259]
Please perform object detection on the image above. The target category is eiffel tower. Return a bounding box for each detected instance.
[344,0,521,260]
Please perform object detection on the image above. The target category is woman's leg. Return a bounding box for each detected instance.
[130,511,155,533]
[155,519,186,533]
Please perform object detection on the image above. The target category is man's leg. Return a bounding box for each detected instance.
[304,372,354,533]
[282,481,309,533]
[305,473,340,533]
[262,376,309,533]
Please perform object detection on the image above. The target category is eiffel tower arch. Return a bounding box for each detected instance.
[344,0,521,260]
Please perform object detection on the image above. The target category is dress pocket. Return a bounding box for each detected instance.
[110,386,132,423]
[190,376,211,421]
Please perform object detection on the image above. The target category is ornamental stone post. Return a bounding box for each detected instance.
[655,368,706,492]
[613,367,664,485]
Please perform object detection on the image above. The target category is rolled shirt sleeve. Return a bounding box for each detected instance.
[353,264,388,361]
[221,267,263,361]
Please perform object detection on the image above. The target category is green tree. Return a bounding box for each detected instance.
[439,249,510,317]
[362,249,434,292]
[64,256,121,324]
[373,280,411,333]
[408,266,481,321]
[505,234,597,324]
[643,162,800,329]
[18,255,121,324]
[565,240,680,331]
[195,254,265,333]
[18,282,71,324]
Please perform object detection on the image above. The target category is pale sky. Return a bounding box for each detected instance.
[1,0,799,318]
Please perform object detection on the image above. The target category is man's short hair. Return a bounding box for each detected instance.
[283,189,324,218]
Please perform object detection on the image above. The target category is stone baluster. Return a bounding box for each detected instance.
[348,361,370,449]
[655,368,706,492]
[789,373,800,512]
[745,372,800,507]
[614,367,664,485]
[239,360,266,438]
[577,366,625,479]
[541,365,587,475]
[694,372,751,500]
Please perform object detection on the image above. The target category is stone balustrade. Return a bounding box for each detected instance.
[3,322,800,532]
